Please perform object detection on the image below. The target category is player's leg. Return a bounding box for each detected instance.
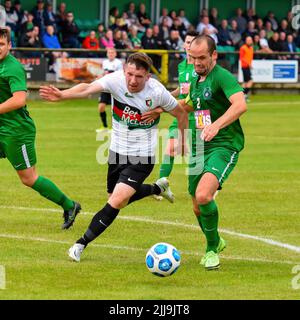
[159,138,177,179]
[97,93,111,130]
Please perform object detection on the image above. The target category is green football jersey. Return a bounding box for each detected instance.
[0,54,35,136]
[177,58,197,100]
[186,64,244,152]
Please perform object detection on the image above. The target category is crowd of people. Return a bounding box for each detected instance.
[0,0,299,71]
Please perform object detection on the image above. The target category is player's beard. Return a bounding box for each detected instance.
[195,58,214,77]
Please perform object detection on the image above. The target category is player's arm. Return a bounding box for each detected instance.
[170,87,180,98]
[39,81,104,102]
[201,91,247,142]
[0,91,27,114]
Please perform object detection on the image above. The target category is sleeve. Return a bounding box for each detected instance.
[185,92,194,109]
[219,70,243,99]
[8,63,27,93]
[158,85,178,112]
[92,71,117,93]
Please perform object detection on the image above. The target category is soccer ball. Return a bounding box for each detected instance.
[145,242,181,277]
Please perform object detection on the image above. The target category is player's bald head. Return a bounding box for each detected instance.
[190,35,216,56]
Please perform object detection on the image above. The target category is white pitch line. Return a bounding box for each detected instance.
[1,205,300,254]
[0,233,296,265]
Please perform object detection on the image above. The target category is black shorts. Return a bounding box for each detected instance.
[107,151,155,194]
[98,92,112,105]
[242,67,252,82]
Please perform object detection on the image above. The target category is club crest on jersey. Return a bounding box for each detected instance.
[145,98,153,108]
[203,87,212,100]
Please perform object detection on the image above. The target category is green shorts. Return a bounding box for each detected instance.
[167,113,195,139]
[188,147,239,196]
[0,134,37,170]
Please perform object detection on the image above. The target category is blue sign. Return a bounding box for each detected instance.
[273,64,296,79]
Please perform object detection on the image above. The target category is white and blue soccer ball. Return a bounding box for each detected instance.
[145,242,181,277]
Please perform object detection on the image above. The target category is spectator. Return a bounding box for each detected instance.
[19,12,34,35]
[253,34,261,52]
[178,9,191,30]
[82,30,100,50]
[171,17,186,40]
[43,2,57,31]
[97,23,105,39]
[278,19,292,34]
[196,15,218,44]
[100,29,114,49]
[258,29,273,54]
[169,10,177,23]
[243,20,258,39]
[231,8,247,34]
[165,29,184,58]
[141,27,157,49]
[159,8,173,28]
[110,15,128,32]
[159,16,170,41]
[19,25,42,57]
[137,3,151,29]
[153,24,165,49]
[127,2,143,32]
[209,7,219,28]
[264,11,278,31]
[0,5,6,27]
[229,19,242,48]
[244,7,258,22]
[200,8,208,17]
[218,19,232,46]
[4,0,18,33]
[128,25,141,49]
[119,30,133,56]
[109,7,119,27]
[31,0,45,34]
[256,18,264,32]
[268,32,282,59]
[14,0,25,26]
[286,11,294,33]
[286,34,298,59]
[61,11,80,48]
[264,21,274,39]
[56,2,67,32]
[113,28,126,51]
[278,31,288,59]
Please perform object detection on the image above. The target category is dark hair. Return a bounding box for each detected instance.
[0,28,11,43]
[126,52,153,72]
[185,31,199,39]
[190,35,216,56]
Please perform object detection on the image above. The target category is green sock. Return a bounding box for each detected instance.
[32,176,74,211]
[199,200,220,253]
[196,215,205,234]
[159,155,174,178]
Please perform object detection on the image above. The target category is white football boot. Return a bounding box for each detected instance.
[68,243,85,262]
[155,177,175,203]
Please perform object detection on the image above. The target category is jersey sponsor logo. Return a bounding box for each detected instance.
[203,87,212,100]
[125,92,134,98]
[194,109,212,129]
[145,98,153,108]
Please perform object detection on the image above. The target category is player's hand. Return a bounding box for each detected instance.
[201,123,220,142]
[141,107,163,124]
[39,85,63,102]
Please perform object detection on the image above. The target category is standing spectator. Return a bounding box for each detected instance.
[286,11,294,33]
[0,4,6,27]
[43,2,57,31]
[56,2,67,32]
[209,7,219,28]
[196,15,218,44]
[178,9,191,30]
[231,8,247,34]
[159,8,173,28]
[31,0,45,34]
[100,29,114,49]
[128,25,141,49]
[19,25,42,57]
[244,7,258,22]
[61,11,80,48]
[264,21,274,39]
[159,17,170,41]
[264,11,278,31]
[239,36,254,102]
[137,3,151,29]
[82,30,100,51]
[4,0,18,33]
[229,19,242,49]
[14,0,25,26]
[218,19,232,46]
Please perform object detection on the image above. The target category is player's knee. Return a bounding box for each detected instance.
[195,191,214,206]
[20,175,37,187]
[108,194,129,209]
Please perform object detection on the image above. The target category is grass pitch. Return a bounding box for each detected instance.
[0,95,300,300]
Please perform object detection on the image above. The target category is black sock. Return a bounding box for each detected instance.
[100,111,107,128]
[244,88,250,95]
[128,184,161,205]
[77,203,119,246]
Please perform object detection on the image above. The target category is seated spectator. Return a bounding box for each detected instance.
[127,2,143,32]
[31,0,45,34]
[128,25,141,49]
[42,24,66,70]
[229,19,242,48]
[110,15,128,32]
[231,8,247,34]
[258,29,273,54]
[141,27,157,49]
[153,24,165,49]
[19,25,42,57]
[286,11,294,33]
[109,7,119,27]
[19,12,34,35]
[0,5,6,27]
[171,16,186,40]
[196,15,218,44]
[286,34,298,59]
[56,2,67,33]
[253,34,261,52]
[243,20,258,39]
[218,19,232,46]
[165,30,184,58]
[120,30,133,50]
[244,7,258,22]
[14,0,25,27]
[264,11,278,31]
[278,19,292,34]
[4,0,18,33]
[268,32,282,58]
[264,21,274,39]
[256,18,264,32]
[97,23,105,39]
[159,8,173,28]
[159,16,170,41]
[82,30,100,50]
[43,2,57,31]
[100,29,114,49]
[113,28,126,51]
[169,10,177,23]
[178,9,191,30]
[61,11,80,48]
[209,7,219,28]
[137,3,151,29]
[279,31,288,59]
